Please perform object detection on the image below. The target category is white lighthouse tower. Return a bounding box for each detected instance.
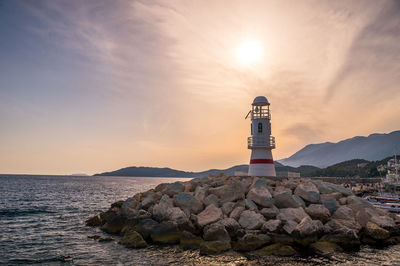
[246,96,276,176]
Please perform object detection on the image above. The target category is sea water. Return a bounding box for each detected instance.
[1,175,400,265]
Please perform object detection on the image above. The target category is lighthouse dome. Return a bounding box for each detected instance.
[252,96,269,106]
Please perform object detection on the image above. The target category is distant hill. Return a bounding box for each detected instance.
[94,156,393,178]
[95,163,286,178]
[279,130,400,168]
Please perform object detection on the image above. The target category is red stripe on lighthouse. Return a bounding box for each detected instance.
[250,159,274,164]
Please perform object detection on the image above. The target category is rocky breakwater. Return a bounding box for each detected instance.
[86,176,400,256]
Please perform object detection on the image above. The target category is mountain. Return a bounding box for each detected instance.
[95,163,284,178]
[279,130,400,168]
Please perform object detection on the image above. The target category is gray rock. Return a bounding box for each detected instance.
[203,194,219,207]
[294,182,320,203]
[238,210,265,230]
[199,240,231,255]
[132,218,159,240]
[283,220,298,234]
[140,191,162,209]
[233,233,271,251]
[219,181,248,203]
[194,185,208,202]
[260,206,279,219]
[320,192,342,201]
[221,202,235,216]
[273,186,292,197]
[332,206,354,221]
[313,181,353,196]
[196,204,223,227]
[293,216,323,238]
[120,195,141,219]
[150,221,181,244]
[218,218,240,238]
[120,230,147,248]
[163,182,185,197]
[247,185,273,207]
[273,192,302,209]
[203,222,230,241]
[262,219,282,233]
[370,215,396,231]
[174,192,203,214]
[277,207,309,223]
[244,198,258,211]
[321,199,339,214]
[305,204,331,223]
[180,230,204,250]
[365,222,390,240]
[229,206,245,220]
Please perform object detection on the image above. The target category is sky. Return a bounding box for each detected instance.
[0,0,399,175]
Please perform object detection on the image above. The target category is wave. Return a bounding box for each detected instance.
[0,207,56,217]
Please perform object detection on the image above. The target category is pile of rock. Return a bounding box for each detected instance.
[86,175,400,256]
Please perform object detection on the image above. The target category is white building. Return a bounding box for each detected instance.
[246,96,276,176]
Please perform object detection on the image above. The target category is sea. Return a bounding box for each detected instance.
[1,175,400,265]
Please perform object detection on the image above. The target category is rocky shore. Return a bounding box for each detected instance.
[86,175,400,256]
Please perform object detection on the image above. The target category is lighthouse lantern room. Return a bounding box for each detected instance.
[246,96,276,176]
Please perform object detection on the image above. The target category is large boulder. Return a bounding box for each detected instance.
[120,230,147,248]
[150,221,181,244]
[199,240,231,255]
[163,182,185,197]
[305,204,331,223]
[203,222,230,241]
[262,219,282,233]
[293,216,323,239]
[251,243,297,256]
[203,194,219,207]
[332,206,354,221]
[321,199,340,214]
[196,204,223,227]
[101,212,127,234]
[247,180,273,207]
[132,218,159,240]
[140,191,162,209]
[218,218,240,238]
[282,220,298,235]
[229,206,245,220]
[277,207,309,223]
[233,233,271,251]
[120,195,141,219]
[219,181,248,203]
[174,192,203,214]
[238,210,265,230]
[194,185,208,202]
[364,222,390,240]
[310,241,343,255]
[370,215,396,232]
[86,215,102,226]
[294,182,320,203]
[312,180,353,197]
[260,206,279,219]
[180,231,204,250]
[244,199,258,211]
[221,202,235,216]
[273,192,303,209]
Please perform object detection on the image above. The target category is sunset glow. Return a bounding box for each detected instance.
[236,40,263,65]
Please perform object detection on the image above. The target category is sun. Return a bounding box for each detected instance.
[236,40,263,65]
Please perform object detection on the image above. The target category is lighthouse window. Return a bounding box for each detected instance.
[258,123,262,133]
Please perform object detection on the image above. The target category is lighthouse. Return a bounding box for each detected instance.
[246,96,276,176]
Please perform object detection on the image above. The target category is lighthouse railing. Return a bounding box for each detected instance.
[251,109,270,119]
[248,136,275,149]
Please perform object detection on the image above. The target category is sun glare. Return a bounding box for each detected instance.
[236,40,262,65]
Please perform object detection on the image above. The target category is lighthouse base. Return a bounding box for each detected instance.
[248,149,276,177]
